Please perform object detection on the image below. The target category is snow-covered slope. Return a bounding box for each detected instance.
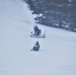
[0,0,76,75]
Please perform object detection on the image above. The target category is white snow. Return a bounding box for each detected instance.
[0,0,76,75]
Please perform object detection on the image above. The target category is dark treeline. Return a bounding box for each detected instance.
[24,0,76,32]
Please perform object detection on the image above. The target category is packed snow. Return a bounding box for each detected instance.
[0,0,76,75]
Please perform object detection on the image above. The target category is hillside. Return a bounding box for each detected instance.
[0,0,76,75]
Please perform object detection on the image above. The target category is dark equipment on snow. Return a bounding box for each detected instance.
[33,25,41,36]
[32,41,40,51]
[30,25,46,38]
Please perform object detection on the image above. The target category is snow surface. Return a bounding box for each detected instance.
[0,0,76,75]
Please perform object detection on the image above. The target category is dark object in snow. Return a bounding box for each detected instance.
[33,25,41,36]
[32,41,40,51]
[30,26,46,38]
